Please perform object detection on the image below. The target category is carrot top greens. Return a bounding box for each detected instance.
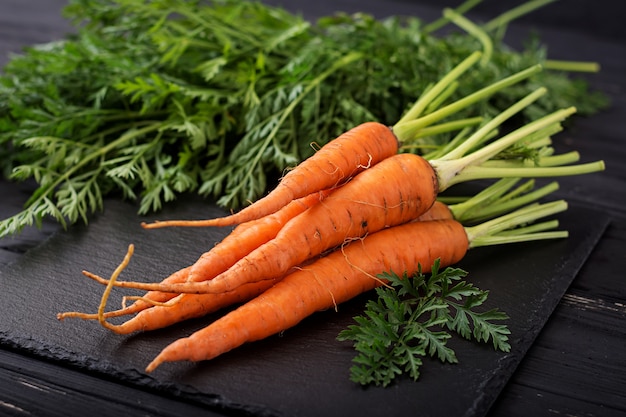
[0,0,608,238]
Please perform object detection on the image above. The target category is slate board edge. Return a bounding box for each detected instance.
[462,211,611,417]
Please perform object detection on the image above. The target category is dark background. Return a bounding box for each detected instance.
[1,1,625,416]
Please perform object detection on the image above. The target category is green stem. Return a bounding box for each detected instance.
[483,0,559,32]
[438,87,547,161]
[497,219,560,236]
[447,177,520,221]
[458,181,560,223]
[447,160,604,186]
[544,60,601,73]
[443,8,493,65]
[430,106,578,190]
[424,81,459,115]
[393,64,543,142]
[480,151,580,168]
[423,127,498,160]
[465,200,568,247]
[395,51,482,127]
[423,0,484,33]
[405,117,484,142]
[471,230,568,247]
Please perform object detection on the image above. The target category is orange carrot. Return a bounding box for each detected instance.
[144,219,466,370]
[414,200,452,221]
[60,178,547,323]
[142,122,399,229]
[144,199,568,372]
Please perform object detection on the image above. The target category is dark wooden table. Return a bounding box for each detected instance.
[1,1,624,416]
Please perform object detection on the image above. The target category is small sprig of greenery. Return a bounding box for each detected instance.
[337,259,511,387]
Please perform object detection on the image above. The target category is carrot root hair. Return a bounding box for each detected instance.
[57,244,139,333]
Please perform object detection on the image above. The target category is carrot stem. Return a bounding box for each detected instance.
[483,0,559,32]
[405,117,483,142]
[444,8,493,65]
[396,51,482,126]
[430,106,595,190]
[471,230,568,247]
[423,80,459,115]
[544,60,601,73]
[465,200,568,247]
[447,177,520,221]
[438,87,548,160]
[393,64,543,141]
[449,160,605,185]
[496,219,560,236]
[480,151,580,168]
[456,180,560,223]
[445,174,560,224]
[422,0,483,33]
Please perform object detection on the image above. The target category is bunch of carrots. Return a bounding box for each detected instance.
[58,52,605,375]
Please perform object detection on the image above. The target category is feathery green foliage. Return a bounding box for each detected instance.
[0,0,608,237]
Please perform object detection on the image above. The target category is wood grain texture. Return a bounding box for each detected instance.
[1,0,625,416]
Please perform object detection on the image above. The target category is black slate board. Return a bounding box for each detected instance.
[0,195,609,417]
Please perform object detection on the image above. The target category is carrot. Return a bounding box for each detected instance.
[57,190,329,322]
[187,189,330,282]
[142,121,399,229]
[64,168,562,333]
[144,200,568,372]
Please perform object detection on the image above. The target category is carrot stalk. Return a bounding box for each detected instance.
[444,8,493,65]
[397,51,482,124]
[392,63,542,141]
[445,178,560,223]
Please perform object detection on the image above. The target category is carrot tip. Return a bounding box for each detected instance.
[145,357,162,373]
